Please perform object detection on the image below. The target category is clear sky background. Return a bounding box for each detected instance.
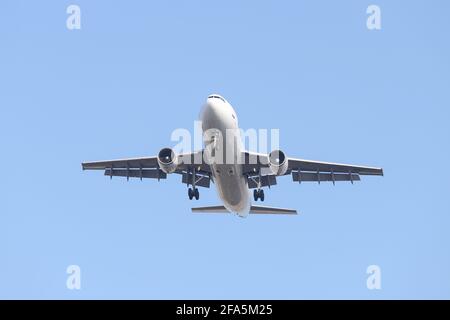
[1,0,450,299]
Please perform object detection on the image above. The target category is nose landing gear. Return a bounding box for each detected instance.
[253,189,265,202]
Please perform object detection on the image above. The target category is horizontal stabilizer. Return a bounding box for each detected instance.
[191,205,297,215]
[250,205,297,214]
[191,205,229,213]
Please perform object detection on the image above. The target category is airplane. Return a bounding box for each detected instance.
[82,94,383,218]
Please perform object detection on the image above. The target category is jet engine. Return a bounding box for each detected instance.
[157,148,179,174]
[268,149,288,176]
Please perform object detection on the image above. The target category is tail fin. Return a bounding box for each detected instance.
[191,205,297,215]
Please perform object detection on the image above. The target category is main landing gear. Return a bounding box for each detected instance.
[187,166,200,200]
[253,189,265,202]
[188,187,199,200]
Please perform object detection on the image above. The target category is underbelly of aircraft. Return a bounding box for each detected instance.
[212,164,250,215]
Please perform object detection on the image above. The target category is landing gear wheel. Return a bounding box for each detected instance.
[254,189,264,201]
[188,188,194,200]
[194,188,199,200]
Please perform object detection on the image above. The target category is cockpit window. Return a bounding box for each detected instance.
[208,95,226,103]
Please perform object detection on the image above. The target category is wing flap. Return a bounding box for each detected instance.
[181,173,211,188]
[104,168,167,180]
[247,175,277,189]
[288,158,383,176]
[82,157,158,170]
[292,171,360,183]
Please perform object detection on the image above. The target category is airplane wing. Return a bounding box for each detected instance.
[243,151,383,187]
[82,151,212,188]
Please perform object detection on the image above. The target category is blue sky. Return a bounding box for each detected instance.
[1,0,450,299]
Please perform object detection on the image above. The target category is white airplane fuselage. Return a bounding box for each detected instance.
[200,95,251,217]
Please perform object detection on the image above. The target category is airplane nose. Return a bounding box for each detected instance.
[203,100,220,118]
[200,100,222,132]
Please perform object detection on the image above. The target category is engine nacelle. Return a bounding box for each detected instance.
[157,148,179,174]
[268,149,288,176]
